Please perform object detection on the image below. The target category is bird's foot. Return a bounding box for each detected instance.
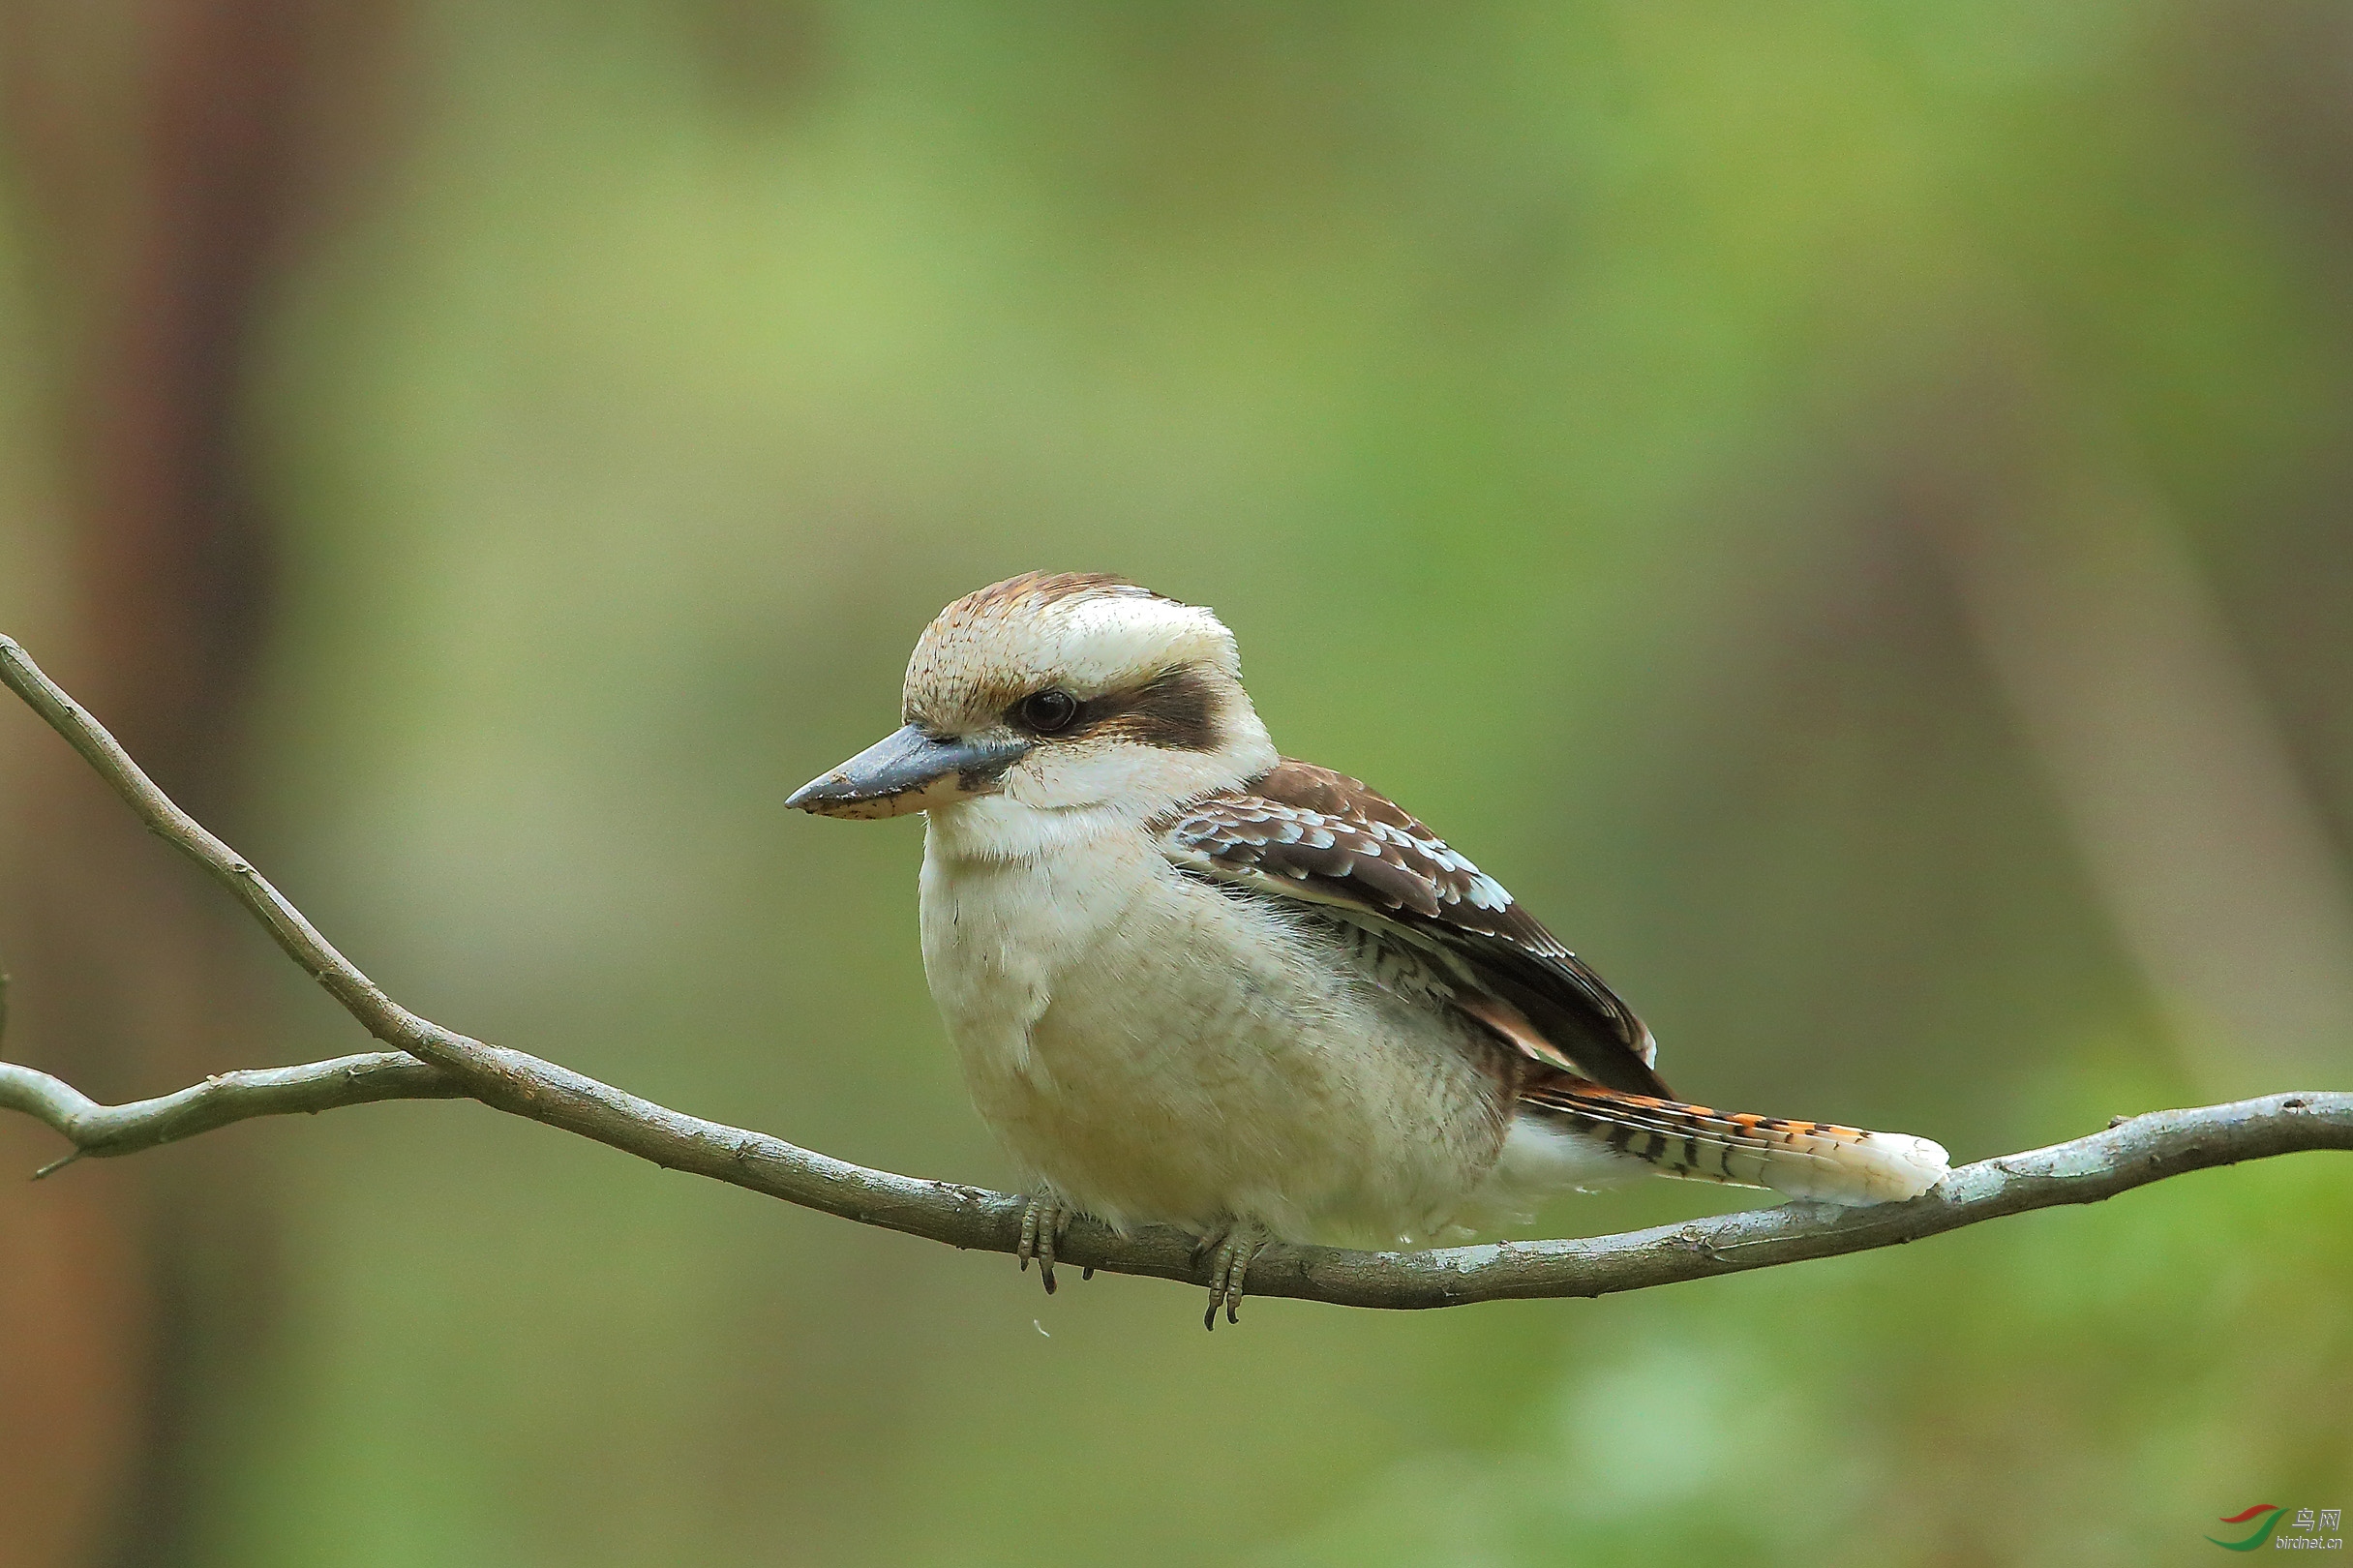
[1016,1194,1074,1295]
[1194,1221,1270,1330]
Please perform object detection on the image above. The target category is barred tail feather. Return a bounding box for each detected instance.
[1519,1076,1950,1206]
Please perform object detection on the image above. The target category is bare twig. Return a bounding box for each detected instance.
[1,633,2347,1312]
[0,1052,460,1170]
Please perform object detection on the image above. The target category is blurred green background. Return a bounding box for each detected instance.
[2,3,2349,1565]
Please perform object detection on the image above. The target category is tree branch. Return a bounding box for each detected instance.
[2,633,2347,1312]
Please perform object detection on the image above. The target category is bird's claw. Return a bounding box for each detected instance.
[1016,1195,1073,1295]
[1195,1221,1269,1330]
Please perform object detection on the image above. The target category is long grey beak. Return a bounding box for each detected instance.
[787,725,1030,819]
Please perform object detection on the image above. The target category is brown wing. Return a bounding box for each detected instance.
[1153,759,1670,1099]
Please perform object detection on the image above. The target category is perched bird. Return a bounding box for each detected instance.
[790,572,1948,1325]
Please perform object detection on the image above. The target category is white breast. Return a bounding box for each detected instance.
[918,800,1513,1245]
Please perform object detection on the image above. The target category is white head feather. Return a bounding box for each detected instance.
[904,573,1276,849]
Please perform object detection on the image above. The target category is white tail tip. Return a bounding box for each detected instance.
[1766,1130,1950,1206]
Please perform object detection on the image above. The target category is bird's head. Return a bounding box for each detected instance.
[788,572,1277,824]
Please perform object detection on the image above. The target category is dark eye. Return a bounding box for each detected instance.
[1014,688,1079,735]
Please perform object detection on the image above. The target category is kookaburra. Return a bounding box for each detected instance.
[790,572,1948,1325]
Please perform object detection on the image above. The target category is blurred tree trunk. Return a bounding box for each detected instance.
[0,2,398,1561]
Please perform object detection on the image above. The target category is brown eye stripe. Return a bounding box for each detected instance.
[1095,665,1221,751]
[1021,665,1222,752]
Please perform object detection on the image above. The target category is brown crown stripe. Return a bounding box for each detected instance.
[955,570,1166,616]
